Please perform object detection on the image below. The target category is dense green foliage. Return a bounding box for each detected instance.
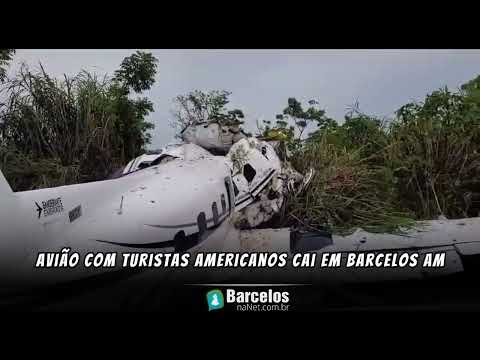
[288,135,415,234]
[0,51,158,191]
[386,86,480,220]
[280,80,480,233]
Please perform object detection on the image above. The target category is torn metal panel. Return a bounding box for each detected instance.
[182,122,247,154]
[232,182,286,229]
[122,154,162,175]
[120,143,215,176]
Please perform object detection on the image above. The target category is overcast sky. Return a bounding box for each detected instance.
[7,49,480,149]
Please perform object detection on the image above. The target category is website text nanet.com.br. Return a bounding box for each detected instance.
[236,303,290,311]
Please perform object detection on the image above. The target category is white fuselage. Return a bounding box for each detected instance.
[0,145,235,290]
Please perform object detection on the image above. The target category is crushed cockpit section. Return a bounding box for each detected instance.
[118,122,315,231]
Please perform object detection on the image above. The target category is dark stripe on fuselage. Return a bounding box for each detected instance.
[234,169,277,207]
[95,209,228,250]
[94,239,176,249]
[250,169,276,195]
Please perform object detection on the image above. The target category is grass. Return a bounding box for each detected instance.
[285,134,415,235]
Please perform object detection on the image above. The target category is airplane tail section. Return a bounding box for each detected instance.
[0,169,19,239]
[0,169,36,287]
[0,169,13,197]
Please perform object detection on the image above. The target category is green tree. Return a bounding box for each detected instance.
[172,90,244,136]
[278,98,336,139]
[109,51,158,160]
[262,97,336,151]
[113,51,158,93]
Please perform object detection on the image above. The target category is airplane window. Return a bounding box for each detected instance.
[197,212,207,239]
[174,230,201,252]
[173,230,186,252]
[138,162,151,169]
[243,163,257,183]
[221,194,227,214]
[232,181,239,197]
[150,155,176,166]
[224,177,233,214]
[212,202,219,225]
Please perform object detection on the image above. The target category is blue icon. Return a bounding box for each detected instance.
[207,289,224,311]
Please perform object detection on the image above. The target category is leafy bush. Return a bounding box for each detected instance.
[284,81,480,233]
[0,51,158,191]
[386,87,480,219]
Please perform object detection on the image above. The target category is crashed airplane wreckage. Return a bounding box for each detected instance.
[119,121,312,230]
[1,120,480,290]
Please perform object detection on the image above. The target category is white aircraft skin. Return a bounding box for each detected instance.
[0,144,236,291]
[226,138,283,211]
